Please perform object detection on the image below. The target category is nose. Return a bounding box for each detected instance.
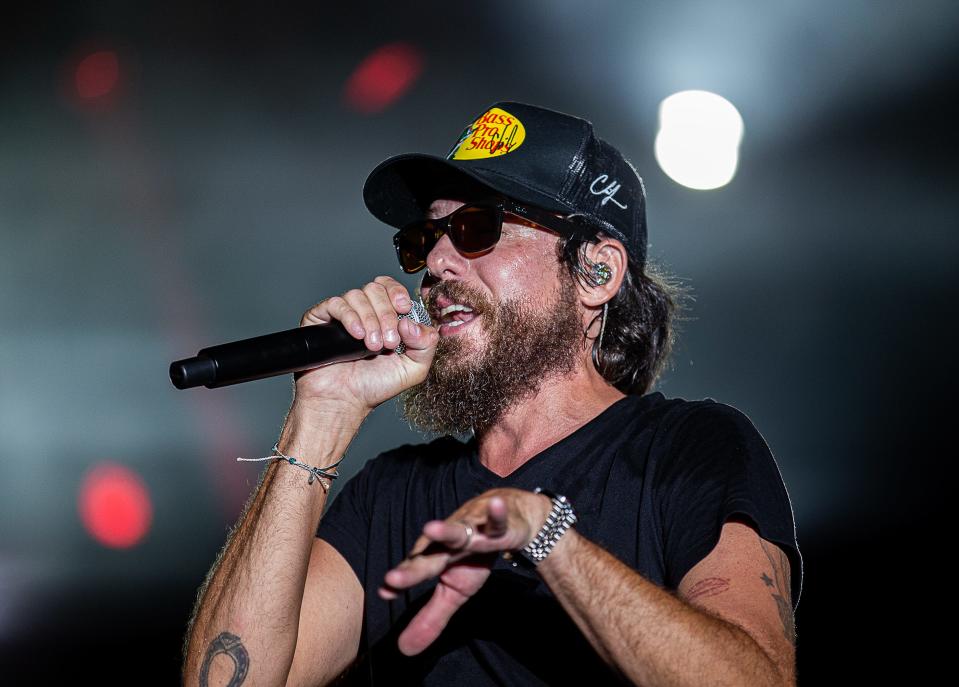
[425,232,470,280]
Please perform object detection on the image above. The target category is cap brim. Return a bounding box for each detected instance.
[363,153,576,230]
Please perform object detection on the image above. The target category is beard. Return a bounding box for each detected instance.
[400,274,584,436]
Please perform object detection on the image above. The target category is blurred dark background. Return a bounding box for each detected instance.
[1,1,955,683]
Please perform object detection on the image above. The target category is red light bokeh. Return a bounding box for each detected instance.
[78,462,153,549]
[343,42,424,114]
[75,50,120,100]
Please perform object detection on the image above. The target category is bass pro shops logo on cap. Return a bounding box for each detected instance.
[447,106,526,160]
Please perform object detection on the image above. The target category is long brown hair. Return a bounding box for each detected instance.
[558,233,688,394]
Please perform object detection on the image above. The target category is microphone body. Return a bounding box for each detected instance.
[170,300,431,390]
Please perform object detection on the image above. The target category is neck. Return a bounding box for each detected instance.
[475,363,626,477]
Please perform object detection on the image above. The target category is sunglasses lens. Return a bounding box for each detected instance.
[394,205,503,272]
[395,223,439,273]
[450,206,501,253]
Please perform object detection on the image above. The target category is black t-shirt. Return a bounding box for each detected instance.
[316,392,803,685]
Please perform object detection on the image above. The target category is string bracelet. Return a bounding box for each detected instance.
[237,442,343,492]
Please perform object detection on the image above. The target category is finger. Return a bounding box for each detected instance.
[406,533,434,558]
[342,288,385,351]
[419,514,517,556]
[423,519,474,550]
[397,316,437,354]
[382,548,451,592]
[459,500,531,554]
[363,280,403,350]
[484,496,509,538]
[302,295,366,339]
[380,531,479,596]
[373,275,413,315]
[379,523,470,599]
[396,583,470,656]
[377,584,400,601]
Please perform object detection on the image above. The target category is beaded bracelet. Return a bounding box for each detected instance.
[237,442,343,491]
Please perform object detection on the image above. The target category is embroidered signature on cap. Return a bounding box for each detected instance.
[589,174,628,210]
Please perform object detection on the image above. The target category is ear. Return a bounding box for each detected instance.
[576,237,628,308]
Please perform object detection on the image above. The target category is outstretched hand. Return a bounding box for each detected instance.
[378,488,552,656]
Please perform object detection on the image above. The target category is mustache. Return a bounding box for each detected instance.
[425,281,494,319]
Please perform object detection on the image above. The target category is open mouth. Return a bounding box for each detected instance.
[432,296,483,336]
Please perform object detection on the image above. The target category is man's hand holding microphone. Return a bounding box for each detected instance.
[270,275,438,487]
[291,275,438,418]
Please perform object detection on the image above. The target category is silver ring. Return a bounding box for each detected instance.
[458,520,474,549]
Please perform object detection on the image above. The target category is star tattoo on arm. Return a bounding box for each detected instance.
[758,541,796,645]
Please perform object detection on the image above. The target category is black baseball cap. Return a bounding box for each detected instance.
[363,101,648,268]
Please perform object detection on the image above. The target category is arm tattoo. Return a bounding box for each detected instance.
[685,576,730,601]
[199,632,249,687]
[758,541,796,645]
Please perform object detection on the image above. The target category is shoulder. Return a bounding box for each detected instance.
[641,395,779,487]
[675,399,767,442]
[639,393,767,446]
[622,392,761,442]
[602,390,701,431]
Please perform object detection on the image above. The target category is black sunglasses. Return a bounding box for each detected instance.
[392,199,586,274]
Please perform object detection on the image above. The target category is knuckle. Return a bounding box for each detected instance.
[326,297,350,318]
[301,300,329,325]
[364,281,389,299]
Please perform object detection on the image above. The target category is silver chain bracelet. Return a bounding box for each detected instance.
[505,487,577,568]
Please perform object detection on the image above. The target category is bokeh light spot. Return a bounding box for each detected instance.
[343,42,424,114]
[78,462,152,549]
[654,90,744,190]
[75,50,119,100]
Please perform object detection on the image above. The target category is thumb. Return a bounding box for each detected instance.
[397,316,439,366]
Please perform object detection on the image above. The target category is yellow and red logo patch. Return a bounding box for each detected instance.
[447,107,526,160]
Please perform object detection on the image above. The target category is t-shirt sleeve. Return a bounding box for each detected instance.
[315,457,377,585]
[657,402,803,610]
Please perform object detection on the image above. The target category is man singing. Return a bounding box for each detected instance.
[183,101,802,686]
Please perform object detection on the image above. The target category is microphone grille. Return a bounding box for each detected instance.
[406,298,432,327]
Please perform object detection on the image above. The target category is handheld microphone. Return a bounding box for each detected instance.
[169,300,432,390]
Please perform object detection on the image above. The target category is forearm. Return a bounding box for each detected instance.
[182,401,366,686]
[538,531,787,687]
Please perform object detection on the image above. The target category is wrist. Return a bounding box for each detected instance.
[289,395,370,424]
[535,527,579,575]
[526,493,554,545]
[507,489,578,569]
[278,400,367,465]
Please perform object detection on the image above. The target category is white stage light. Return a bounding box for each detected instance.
[654,90,744,190]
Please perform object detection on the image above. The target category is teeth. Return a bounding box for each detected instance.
[439,304,474,317]
[445,319,466,327]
